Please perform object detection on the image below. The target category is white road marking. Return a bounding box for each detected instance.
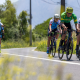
[2,52,80,66]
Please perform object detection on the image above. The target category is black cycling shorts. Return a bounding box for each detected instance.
[61,22,72,30]
[48,28,57,36]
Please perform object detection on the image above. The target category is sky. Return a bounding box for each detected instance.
[1,0,80,29]
[15,0,80,29]
[0,0,19,4]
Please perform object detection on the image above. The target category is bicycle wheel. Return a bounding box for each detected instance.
[52,42,56,57]
[78,50,80,60]
[78,44,80,60]
[66,39,73,60]
[58,47,64,60]
[49,45,53,55]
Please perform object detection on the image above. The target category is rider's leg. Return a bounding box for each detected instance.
[59,30,66,48]
[55,32,59,41]
[54,32,59,46]
[47,36,51,54]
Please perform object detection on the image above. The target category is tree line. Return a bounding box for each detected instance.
[33,18,51,40]
[0,0,35,42]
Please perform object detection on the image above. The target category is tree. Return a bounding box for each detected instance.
[0,0,18,40]
[33,18,52,40]
[3,0,17,27]
[18,10,28,37]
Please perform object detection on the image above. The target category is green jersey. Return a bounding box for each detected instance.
[61,12,77,24]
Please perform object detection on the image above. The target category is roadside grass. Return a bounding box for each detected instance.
[1,38,77,54]
[1,39,29,49]
[1,32,77,54]
[33,37,77,54]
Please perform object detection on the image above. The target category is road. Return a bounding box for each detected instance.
[1,47,80,80]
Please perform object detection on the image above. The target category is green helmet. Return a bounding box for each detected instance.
[66,7,73,13]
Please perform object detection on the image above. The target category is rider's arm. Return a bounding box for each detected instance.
[77,24,80,31]
[77,18,80,29]
[0,22,5,27]
[60,14,66,28]
[61,23,66,28]
[2,25,5,27]
[58,25,62,34]
[73,14,78,29]
[59,25,62,31]
[49,25,51,32]
[57,20,62,32]
[75,23,78,30]
[49,19,53,32]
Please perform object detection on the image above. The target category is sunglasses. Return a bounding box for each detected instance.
[67,12,72,14]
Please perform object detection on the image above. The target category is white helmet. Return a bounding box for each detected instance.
[54,14,60,19]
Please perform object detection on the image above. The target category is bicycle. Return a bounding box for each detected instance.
[78,42,80,60]
[49,31,57,57]
[58,29,75,60]
[76,31,80,60]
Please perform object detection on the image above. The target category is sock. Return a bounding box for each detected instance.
[47,47,49,50]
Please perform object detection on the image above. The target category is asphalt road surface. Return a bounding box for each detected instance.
[1,47,80,80]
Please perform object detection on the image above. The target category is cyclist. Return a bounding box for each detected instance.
[0,21,5,53]
[2,27,4,38]
[76,18,80,57]
[47,14,62,55]
[0,20,4,38]
[59,7,78,54]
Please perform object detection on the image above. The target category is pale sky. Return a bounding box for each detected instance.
[0,0,19,4]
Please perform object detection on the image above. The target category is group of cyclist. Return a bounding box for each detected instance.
[47,7,80,58]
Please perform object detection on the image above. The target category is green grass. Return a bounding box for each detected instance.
[1,35,77,54]
[33,38,77,54]
[1,39,29,49]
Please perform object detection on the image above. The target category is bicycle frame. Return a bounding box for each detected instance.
[58,29,74,60]
[49,31,57,57]
[62,30,72,51]
[50,32,56,49]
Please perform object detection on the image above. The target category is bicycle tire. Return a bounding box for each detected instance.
[58,48,64,60]
[49,45,55,57]
[77,50,80,60]
[52,44,56,57]
[66,38,73,60]
[49,45,53,54]
[49,39,56,57]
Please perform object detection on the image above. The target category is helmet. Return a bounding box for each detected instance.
[66,7,73,13]
[54,14,60,18]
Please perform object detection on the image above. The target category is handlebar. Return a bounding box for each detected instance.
[67,29,76,32]
[62,29,76,34]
